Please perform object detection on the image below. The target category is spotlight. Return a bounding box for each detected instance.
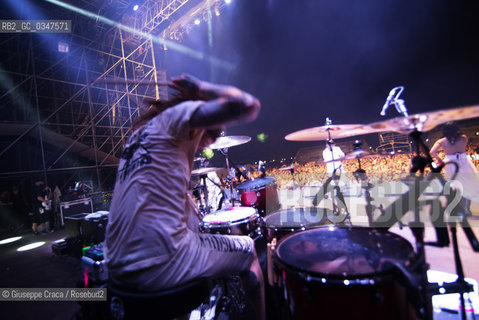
[133,4,139,11]
[225,0,232,4]
[17,241,45,252]
[58,41,69,53]
[0,236,22,245]
[194,18,201,25]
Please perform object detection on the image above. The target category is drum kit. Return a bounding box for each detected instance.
[191,134,281,237]
[194,88,479,320]
[278,101,479,320]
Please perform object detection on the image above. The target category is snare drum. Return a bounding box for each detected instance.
[236,177,280,216]
[263,207,333,242]
[200,206,262,240]
[273,227,418,320]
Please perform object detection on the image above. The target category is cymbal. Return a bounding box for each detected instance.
[208,136,251,149]
[317,150,374,164]
[191,167,223,176]
[365,105,479,134]
[317,157,345,164]
[285,124,375,141]
[278,166,298,171]
[343,150,373,160]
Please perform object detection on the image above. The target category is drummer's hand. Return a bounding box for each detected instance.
[169,74,202,100]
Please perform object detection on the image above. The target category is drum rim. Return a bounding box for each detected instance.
[201,213,260,228]
[237,177,277,191]
[273,226,417,283]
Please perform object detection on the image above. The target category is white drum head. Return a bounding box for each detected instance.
[202,207,256,224]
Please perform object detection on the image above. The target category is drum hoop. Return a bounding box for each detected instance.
[237,179,277,192]
[264,209,332,229]
[265,222,326,231]
[201,213,259,228]
[273,226,417,284]
[272,254,398,286]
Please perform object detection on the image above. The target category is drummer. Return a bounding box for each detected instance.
[104,74,265,320]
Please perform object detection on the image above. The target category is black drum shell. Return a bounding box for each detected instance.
[273,226,418,320]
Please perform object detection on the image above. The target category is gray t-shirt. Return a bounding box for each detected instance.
[105,101,254,290]
[105,101,205,273]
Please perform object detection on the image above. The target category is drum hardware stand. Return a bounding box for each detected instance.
[220,150,249,207]
[199,173,211,214]
[311,168,351,226]
[192,184,207,215]
[352,140,376,226]
[206,175,228,210]
[288,167,299,190]
[311,118,351,225]
[376,129,479,320]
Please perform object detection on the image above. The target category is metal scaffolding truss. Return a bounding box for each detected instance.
[0,0,228,190]
[0,1,170,188]
[376,132,412,154]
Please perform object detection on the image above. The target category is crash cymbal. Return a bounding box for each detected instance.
[191,167,223,176]
[343,150,372,160]
[278,166,299,171]
[317,157,345,164]
[208,136,251,149]
[365,104,479,134]
[285,124,375,141]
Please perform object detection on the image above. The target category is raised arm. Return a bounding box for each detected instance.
[430,138,444,166]
[169,74,260,129]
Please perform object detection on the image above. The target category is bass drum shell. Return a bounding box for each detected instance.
[273,226,418,320]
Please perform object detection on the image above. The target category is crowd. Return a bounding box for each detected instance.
[266,147,479,190]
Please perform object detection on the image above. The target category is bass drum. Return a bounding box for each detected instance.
[263,207,333,243]
[236,177,280,216]
[273,226,419,320]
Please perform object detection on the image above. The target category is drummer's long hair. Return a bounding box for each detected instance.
[443,122,463,145]
[132,90,190,131]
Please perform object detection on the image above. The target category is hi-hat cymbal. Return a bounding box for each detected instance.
[343,150,373,160]
[285,124,375,141]
[208,136,251,149]
[365,105,479,134]
[278,166,299,171]
[191,167,223,176]
[317,150,374,164]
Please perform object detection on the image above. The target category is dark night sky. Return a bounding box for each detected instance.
[3,0,479,166]
[166,0,479,165]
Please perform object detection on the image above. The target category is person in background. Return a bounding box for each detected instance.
[322,141,344,177]
[32,179,53,234]
[430,122,479,215]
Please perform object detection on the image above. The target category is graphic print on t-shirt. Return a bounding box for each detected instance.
[117,129,152,182]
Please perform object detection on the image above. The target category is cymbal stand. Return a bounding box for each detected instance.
[313,118,350,225]
[199,174,211,214]
[412,132,478,320]
[377,130,478,320]
[288,167,299,190]
[353,156,374,226]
